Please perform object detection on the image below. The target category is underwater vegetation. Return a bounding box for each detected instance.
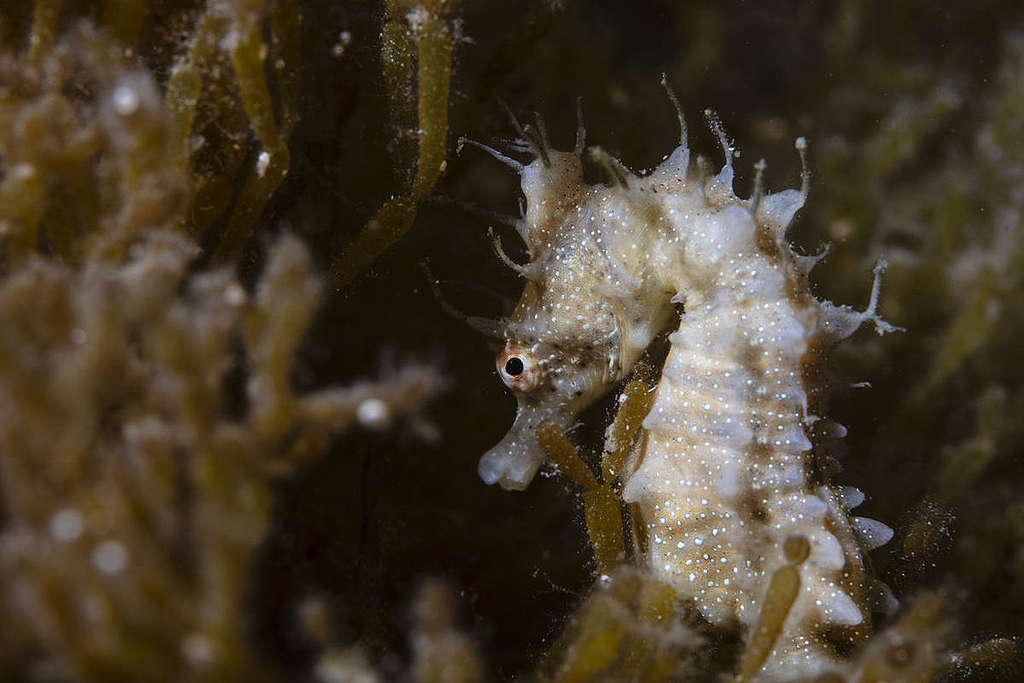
[0,0,1023,681]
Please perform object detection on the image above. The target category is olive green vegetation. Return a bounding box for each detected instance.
[0,3,449,681]
[2,0,1024,681]
[329,0,456,290]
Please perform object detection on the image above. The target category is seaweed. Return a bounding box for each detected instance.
[0,5,448,679]
[328,0,457,290]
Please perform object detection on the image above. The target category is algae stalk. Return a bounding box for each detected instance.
[330,1,455,291]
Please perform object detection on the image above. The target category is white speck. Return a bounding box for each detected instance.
[181,633,216,664]
[406,6,429,33]
[332,30,353,57]
[112,84,140,116]
[92,540,128,575]
[357,398,390,429]
[50,508,84,542]
[224,283,247,306]
[256,151,271,178]
[11,163,37,181]
[71,328,87,345]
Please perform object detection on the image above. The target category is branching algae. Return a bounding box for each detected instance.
[0,3,451,680]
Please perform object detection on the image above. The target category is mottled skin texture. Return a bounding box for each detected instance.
[476,105,896,679]
[478,149,677,488]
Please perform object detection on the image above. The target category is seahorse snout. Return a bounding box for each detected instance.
[478,411,546,491]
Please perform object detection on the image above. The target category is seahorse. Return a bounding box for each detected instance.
[469,82,899,678]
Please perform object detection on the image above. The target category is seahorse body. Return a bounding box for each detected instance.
[474,96,896,678]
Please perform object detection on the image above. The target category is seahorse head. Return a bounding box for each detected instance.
[474,118,677,490]
[479,254,629,490]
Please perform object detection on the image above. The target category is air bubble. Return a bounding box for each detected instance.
[357,397,391,429]
[112,84,140,116]
[50,508,84,542]
[92,540,129,575]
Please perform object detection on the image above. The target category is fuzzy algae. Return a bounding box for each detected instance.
[329,0,457,290]
[0,4,448,680]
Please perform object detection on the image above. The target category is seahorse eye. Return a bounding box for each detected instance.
[504,357,525,376]
[497,345,540,392]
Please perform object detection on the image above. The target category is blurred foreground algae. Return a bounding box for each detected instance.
[0,227,443,680]
[0,3,452,680]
